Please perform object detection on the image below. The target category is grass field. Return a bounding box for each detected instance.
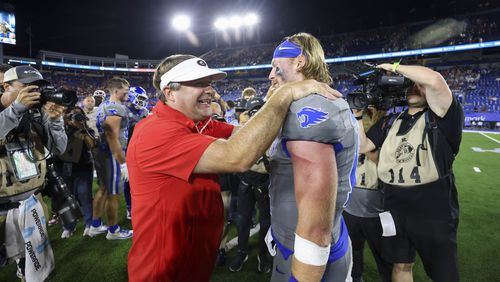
[1,131,499,281]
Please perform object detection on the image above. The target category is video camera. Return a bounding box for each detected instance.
[346,69,412,110]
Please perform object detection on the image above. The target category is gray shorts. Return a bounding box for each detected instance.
[94,149,124,195]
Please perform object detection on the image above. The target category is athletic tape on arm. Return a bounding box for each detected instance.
[293,233,331,266]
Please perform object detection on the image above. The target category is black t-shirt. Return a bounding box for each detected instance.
[366,97,464,220]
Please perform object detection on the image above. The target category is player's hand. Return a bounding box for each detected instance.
[15,85,41,108]
[42,102,66,120]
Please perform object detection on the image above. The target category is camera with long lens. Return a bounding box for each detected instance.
[346,69,412,110]
[45,160,82,225]
[37,85,78,108]
[246,97,265,117]
[71,112,87,122]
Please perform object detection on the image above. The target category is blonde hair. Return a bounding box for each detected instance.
[153,54,196,102]
[362,110,386,133]
[285,32,332,85]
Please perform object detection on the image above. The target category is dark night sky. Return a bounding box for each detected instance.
[2,0,499,60]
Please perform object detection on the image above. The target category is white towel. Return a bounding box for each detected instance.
[5,195,55,282]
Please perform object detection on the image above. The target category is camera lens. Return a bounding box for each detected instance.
[39,86,78,108]
[72,112,86,122]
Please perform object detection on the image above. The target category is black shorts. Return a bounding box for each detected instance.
[381,213,459,282]
[343,211,392,282]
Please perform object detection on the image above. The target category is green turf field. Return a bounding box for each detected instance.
[1,131,499,281]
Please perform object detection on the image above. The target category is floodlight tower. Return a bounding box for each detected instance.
[172,14,191,52]
[213,13,259,48]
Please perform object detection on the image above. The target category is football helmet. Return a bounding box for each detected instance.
[128,86,148,108]
[93,89,106,98]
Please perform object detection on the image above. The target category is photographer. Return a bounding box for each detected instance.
[354,63,464,282]
[229,97,271,274]
[53,107,96,238]
[0,66,67,281]
[343,107,392,282]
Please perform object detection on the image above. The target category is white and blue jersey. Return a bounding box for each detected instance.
[268,94,359,281]
[96,101,129,151]
[94,101,129,195]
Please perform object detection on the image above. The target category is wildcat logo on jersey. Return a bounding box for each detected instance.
[296,107,328,128]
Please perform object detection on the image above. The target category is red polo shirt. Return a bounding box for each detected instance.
[127,102,234,282]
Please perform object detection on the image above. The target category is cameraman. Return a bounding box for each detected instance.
[355,63,464,282]
[229,97,271,274]
[53,107,96,238]
[0,66,67,281]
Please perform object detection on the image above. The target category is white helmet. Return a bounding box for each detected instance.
[93,89,106,98]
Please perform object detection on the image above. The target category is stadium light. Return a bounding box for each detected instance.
[243,13,258,26]
[172,15,191,31]
[229,16,243,29]
[214,18,229,30]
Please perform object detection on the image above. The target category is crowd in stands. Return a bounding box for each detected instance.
[34,10,499,119]
[202,11,498,68]
[442,65,500,113]
[41,63,499,119]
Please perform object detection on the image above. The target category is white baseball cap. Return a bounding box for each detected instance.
[159,57,226,91]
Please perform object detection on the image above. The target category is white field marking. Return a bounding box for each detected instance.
[473,167,481,173]
[479,132,500,144]
[225,224,260,251]
[471,147,500,153]
[463,130,500,134]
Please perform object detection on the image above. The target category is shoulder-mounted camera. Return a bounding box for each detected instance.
[346,69,413,110]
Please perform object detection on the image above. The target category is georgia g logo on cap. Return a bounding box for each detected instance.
[197,59,207,67]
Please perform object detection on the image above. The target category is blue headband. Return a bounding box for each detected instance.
[273,40,302,59]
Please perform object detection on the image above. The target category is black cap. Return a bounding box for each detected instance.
[246,97,265,112]
[3,65,49,85]
[234,98,247,111]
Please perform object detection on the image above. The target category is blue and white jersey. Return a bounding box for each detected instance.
[126,105,149,127]
[225,108,239,126]
[269,94,359,249]
[96,101,129,151]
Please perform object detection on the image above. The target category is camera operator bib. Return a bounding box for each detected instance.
[355,155,379,190]
[378,112,439,187]
[0,133,47,201]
